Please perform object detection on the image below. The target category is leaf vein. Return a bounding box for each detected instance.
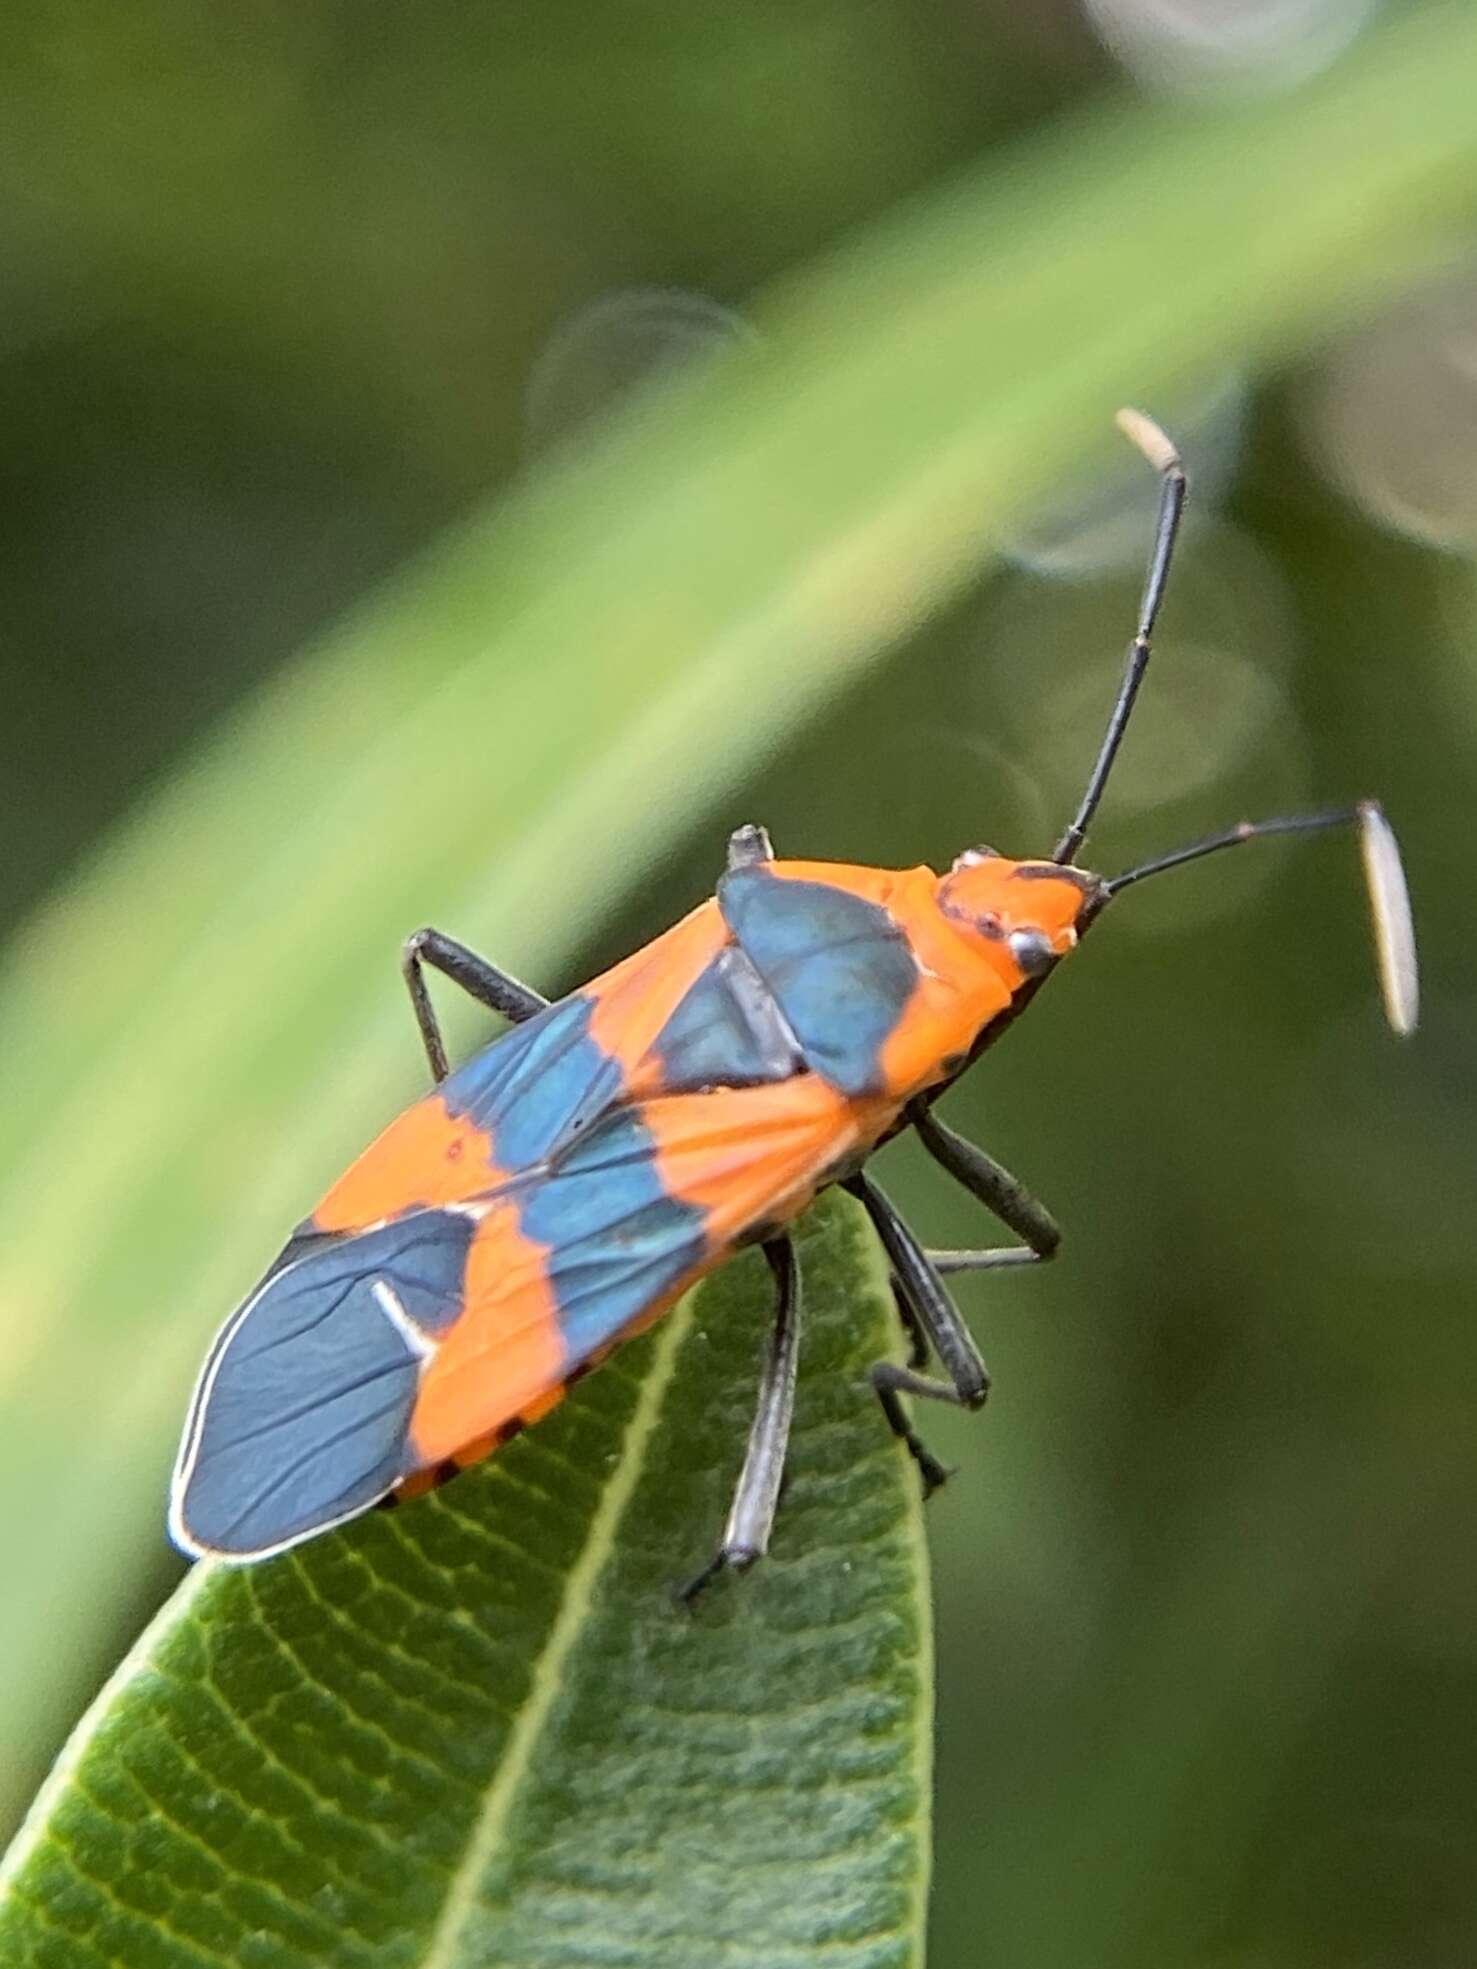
[415,1305,697,1969]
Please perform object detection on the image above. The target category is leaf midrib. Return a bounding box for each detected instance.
[416,1294,699,1969]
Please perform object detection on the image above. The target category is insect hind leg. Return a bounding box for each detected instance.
[401,927,549,1083]
[680,1236,800,1606]
[889,1277,930,1370]
[847,1172,990,1499]
[870,1361,973,1498]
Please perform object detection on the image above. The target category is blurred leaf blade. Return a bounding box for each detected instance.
[0,0,1475,1838]
[0,1199,932,1969]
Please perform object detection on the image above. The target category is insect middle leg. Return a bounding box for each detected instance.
[910,1100,1061,1273]
[847,1172,989,1497]
[680,1236,801,1605]
[401,927,549,1084]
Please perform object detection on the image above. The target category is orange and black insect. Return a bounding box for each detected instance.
[170,410,1418,1597]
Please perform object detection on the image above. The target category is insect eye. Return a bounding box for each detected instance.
[1008,928,1056,977]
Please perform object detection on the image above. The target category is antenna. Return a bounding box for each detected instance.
[1102,801,1419,1037]
[1051,408,1188,865]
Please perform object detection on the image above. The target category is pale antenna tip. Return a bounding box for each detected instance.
[1115,405,1181,475]
[1357,800,1419,1037]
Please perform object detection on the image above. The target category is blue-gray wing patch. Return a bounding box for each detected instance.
[652,944,801,1093]
[438,990,624,1170]
[519,1104,709,1362]
[717,868,917,1097]
[171,1210,474,1560]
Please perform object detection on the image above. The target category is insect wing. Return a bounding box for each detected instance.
[407,1070,882,1470]
[717,864,918,1096]
[310,903,732,1237]
[170,1211,477,1560]
[407,1102,706,1467]
[171,888,899,1561]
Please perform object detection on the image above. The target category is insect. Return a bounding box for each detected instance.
[169,410,1418,1596]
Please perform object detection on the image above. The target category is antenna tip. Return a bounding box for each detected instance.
[1357,800,1419,1037]
[1115,406,1181,476]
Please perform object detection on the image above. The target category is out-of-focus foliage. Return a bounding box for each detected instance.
[3,4,1476,1966]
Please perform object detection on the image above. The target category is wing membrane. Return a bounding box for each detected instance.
[406,1074,878,1467]
[171,1211,475,1559]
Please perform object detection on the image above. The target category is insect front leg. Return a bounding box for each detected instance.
[847,1172,988,1498]
[401,927,549,1084]
[680,1237,801,1606]
[910,1100,1061,1272]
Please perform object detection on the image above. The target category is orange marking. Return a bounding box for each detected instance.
[406,1203,566,1469]
[885,857,1091,1096]
[517,1386,564,1426]
[452,1428,503,1468]
[587,899,730,1095]
[871,865,1016,1099]
[394,1385,575,1498]
[313,1095,502,1232]
[750,858,1084,1101]
[745,859,1021,1103]
[937,857,1088,976]
[758,859,916,907]
[635,1077,896,1253]
[573,1077,905,1359]
[413,1073,907,1478]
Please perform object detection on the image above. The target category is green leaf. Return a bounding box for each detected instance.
[0,1195,932,1968]
[2,0,1477,1875]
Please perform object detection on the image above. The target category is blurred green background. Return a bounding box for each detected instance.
[4,3,1476,1964]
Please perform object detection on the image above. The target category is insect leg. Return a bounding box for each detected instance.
[401,927,549,1084]
[848,1172,989,1496]
[890,1279,931,1369]
[893,1247,1034,1374]
[726,822,775,870]
[869,1363,966,1497]
[911,1100,1061,1267]
[680,1236,801,1605]
[928,1247,1042,1275]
